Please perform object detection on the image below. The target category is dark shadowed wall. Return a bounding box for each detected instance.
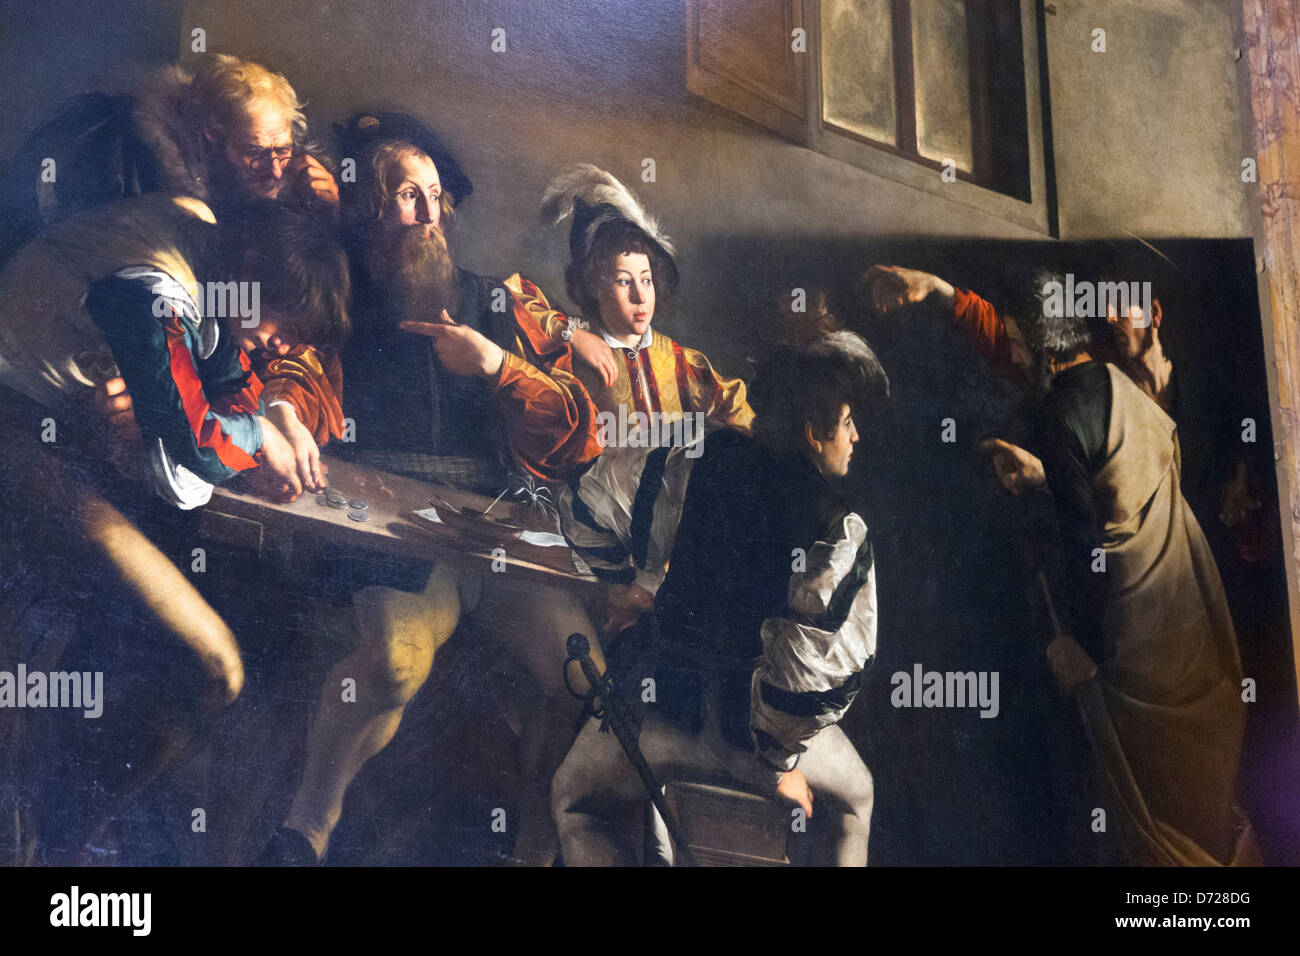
[0,0,1254,375]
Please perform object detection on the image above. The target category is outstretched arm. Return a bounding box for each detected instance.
[864,264,1024,381]
[863,264,957,313]
[401,274,607,483]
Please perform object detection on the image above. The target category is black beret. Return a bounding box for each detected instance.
[334,111,473,206]
[569,198,680,292]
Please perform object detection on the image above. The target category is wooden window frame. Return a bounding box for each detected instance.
[818,0,995,189]
[809,0,1050,233]
[687,0,1054,235]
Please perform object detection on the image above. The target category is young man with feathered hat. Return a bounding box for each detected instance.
[540,164,753,438]
[533,164,756,632]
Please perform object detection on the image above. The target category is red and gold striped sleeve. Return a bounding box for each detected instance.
[673,341,755,433]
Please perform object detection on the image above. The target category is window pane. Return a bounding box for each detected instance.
[821,0,896,146]
[912,0,974,171]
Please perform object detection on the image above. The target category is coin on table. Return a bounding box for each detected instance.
[348,510,370,522]
[326,489,347,504]
[316,495,329,506]
[327,498,349,510]
[349,499,368,511]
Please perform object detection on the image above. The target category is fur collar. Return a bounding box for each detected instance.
[130,65,214,202]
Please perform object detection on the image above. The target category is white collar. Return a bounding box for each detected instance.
[599,325,654,353]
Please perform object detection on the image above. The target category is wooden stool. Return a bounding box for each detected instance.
[660,781,791,866]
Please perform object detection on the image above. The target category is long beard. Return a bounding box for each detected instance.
[364,222,458,322]
[1130,324,1158,361]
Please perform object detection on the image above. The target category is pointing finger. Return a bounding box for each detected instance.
[399,321,452,338]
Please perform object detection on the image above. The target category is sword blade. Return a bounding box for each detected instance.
[568,635,697,866]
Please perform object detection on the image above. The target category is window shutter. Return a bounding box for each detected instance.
[686,0,808,144]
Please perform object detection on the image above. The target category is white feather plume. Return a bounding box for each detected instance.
[541,163,676,257]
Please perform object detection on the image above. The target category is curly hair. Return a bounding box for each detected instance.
[565,219,675,321]
[188,54,308,146]
[1010,268,1092,362]
[751,331,889,455]
[218,201,351,348]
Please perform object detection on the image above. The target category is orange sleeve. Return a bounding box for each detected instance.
[948,288,1023,383]
[492,274,604,483]
[493,353,604,484]
[504,272,575,346]
[257,345,346,446]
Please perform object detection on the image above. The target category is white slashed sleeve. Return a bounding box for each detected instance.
[559,437,701,594]
[750,512,877,776]
[149,436,214,510]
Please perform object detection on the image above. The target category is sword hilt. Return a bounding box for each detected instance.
[564,632,607,719]
[562,634,697,866]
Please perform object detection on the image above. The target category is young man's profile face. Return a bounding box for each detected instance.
[807,403,858,478]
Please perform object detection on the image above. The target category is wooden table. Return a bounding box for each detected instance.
[200,455,600,592]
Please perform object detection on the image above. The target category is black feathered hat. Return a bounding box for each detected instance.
[541,164,679,290]
[334,111,473,212]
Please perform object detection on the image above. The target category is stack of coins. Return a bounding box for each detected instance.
[315,488,370,521]
[318,488,349,510]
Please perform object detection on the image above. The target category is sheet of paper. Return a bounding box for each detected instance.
[517,530,567,548]
[413,507,443,525]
